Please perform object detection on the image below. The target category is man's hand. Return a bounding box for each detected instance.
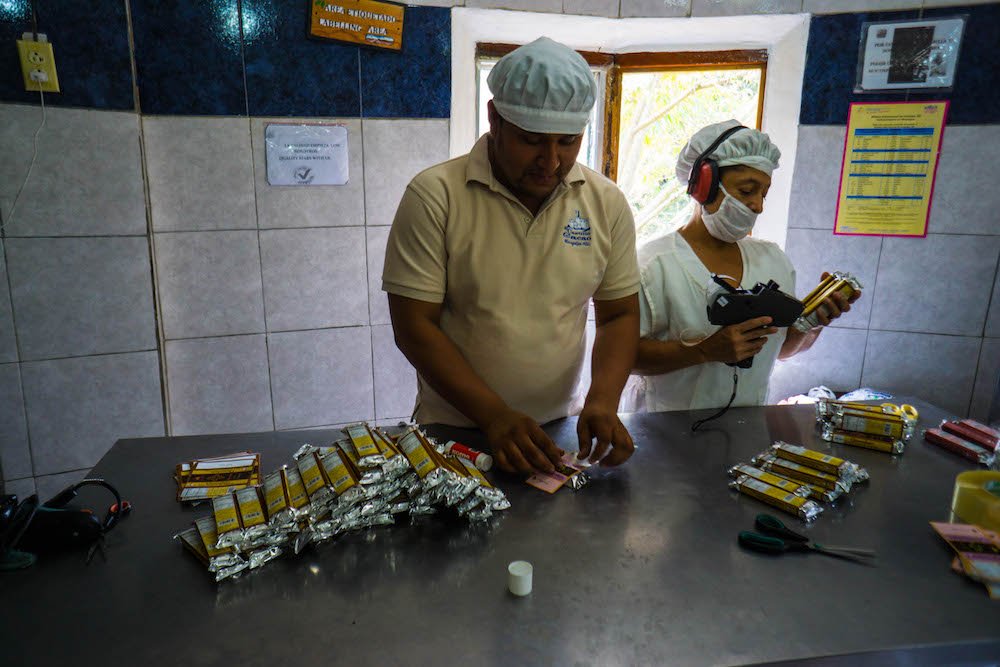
[485,408,563,474]
[576,402,635,467]
[698,316,778,365]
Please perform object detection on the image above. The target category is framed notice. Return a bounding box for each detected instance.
[834,101,948,237]
[855,17,965,92]
[309,0,405,52]
[265,123,349,186]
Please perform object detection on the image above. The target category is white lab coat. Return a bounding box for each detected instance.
[626,230,795,412]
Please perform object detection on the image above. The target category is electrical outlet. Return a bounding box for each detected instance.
[17,33,59,93]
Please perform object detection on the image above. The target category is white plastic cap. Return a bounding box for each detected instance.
[507,560,533,596]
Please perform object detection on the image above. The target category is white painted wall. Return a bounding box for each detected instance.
[451,8,810,248]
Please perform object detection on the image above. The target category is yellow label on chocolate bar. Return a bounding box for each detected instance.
[263,470,288,514]
[347,424,380,458]
[768,459,840,490]
[828,429,899,453]
[738,477,809,512]
[284,468,309,509]
[398,430,437,478]
[297,453,327,497]
[733,464,804,494]
[840,412,904,439]
[320,450,357,494]
[459,457,494,488]
[194,517,231,558]
[235,487,266,528]
[212,493,240,534]
[774,443,844,474]
[372,429,399,458]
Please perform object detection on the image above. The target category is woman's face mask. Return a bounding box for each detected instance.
[701,184,757,243]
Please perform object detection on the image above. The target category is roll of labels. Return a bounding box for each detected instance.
[951,470,1000,534]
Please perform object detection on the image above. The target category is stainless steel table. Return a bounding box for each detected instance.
[3,400,998,666]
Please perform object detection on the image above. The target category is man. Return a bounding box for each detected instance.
[631,120,859,412]
[382,37,640,473]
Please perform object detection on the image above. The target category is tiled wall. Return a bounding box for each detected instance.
[769,5,1000,419]
[1,0,997,498]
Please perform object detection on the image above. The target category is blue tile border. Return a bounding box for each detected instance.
[360,7,450,118]
[131,0,247,116]
[800,5,1000,126]
[0,0,133,110]
[243,0,361,117]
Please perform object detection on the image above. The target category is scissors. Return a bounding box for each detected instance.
[738,514,877,565]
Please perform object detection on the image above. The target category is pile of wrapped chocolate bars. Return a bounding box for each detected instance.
[729,442,870,521]
[924,418,998,467]
[815,399,917,454]
[174,423,509,582]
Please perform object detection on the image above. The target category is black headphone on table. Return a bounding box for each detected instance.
[686,124,748,205]
[1,478,129,569]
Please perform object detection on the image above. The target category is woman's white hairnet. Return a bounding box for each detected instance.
[674,119,781,185]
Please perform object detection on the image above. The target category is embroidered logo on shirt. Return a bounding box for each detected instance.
[562,210,592,247]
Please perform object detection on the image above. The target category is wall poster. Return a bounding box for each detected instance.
[834,101,948,237]
[855,17,965,92]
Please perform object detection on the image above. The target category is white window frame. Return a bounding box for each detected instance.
[450,8,809,248]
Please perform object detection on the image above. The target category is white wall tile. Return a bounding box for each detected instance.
[0,363,30,480]
[862,330,979,416]
[691,0,801,16]
[986,267,1000,338]
[0,105,145,236]
[928,126,1000,236]
[154,231,266,339]
[619,0,690,16]
[144,116,256,231]
[870,234,1000,336]
[783,229,881,330]
[768,327,867,402]
[21,352,164,476]
[922,0,997,7]
[372,324,417,420]
[3,477,35,499]
[788,125,846,231]
[259,227,368,332]
[251,118,366,229]
[7,237,157,360]
[969,338,999,423]
[804,0,917,13]
[34,469,89,502]
[0,240,16,363]
[465,0,562,10]
[165,335,273,436]
[268,328,374,429]
[362,119,450,227]
[562,0,621,17]
[367,226,392,325]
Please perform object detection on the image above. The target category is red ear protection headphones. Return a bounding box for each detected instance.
[686,125,748,205]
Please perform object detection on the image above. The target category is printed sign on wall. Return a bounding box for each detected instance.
[856,17,965,92]
[265,124,349,186]
[309,0,405,52]
[834,101,948,237]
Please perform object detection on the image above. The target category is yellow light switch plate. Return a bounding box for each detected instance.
[17,35,60,93]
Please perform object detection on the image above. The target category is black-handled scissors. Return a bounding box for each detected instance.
[738,514,877,565]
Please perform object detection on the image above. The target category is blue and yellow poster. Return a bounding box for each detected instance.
[834,101,948,237]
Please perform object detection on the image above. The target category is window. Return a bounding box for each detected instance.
[476,45,766,243]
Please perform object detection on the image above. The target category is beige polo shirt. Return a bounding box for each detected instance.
[382,134,639,426]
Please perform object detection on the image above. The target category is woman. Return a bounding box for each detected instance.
[629,119,859,413]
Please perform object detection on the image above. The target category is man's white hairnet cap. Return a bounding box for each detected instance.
[674,119,781,184]
[487,37,597,135]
